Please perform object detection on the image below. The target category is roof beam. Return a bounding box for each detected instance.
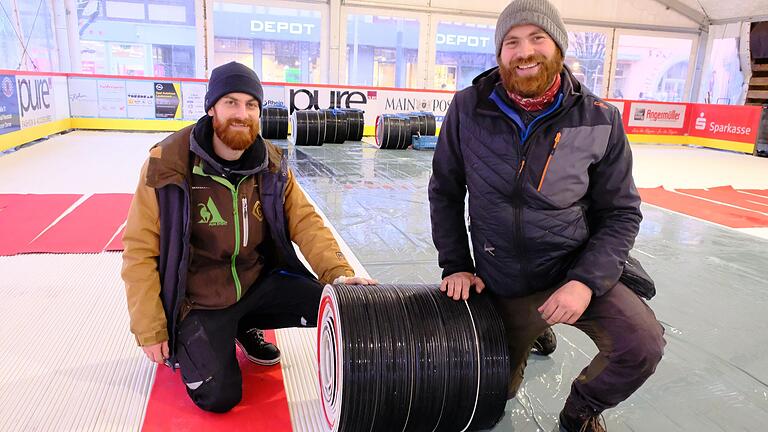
[652,0,709,27]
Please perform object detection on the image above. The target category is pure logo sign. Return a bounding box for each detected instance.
[18,78,51,117]
[289,89,367,113]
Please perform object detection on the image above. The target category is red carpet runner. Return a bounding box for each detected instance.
[638,187,768,228]
[141,331,292,432]
[2,190,768,257]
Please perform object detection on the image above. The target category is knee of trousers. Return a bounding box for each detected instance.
[621,326,665,376]
[188,378,242,413]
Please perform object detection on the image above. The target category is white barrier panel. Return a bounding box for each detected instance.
[68,76,208,121]
[282,84,454,129]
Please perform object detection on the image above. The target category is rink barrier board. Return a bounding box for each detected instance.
[0,69,761,154]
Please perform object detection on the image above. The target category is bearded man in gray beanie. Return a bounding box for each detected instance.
[429,1,665,430]
[122,61,375,412]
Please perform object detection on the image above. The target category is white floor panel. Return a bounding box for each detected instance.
[0,253,153,432]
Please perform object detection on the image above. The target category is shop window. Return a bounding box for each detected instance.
[346,14,419,87]
[14,0,58,71]
[612,34,693,102]
[78,0,196,77]
[701,38,744,105]
[565,31,607,97]
[213,3,322,83]
[434,21,495,91]
[0,0,20,70]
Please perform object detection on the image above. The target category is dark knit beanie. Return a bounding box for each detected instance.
[204,61,264,112]
[494,0,569,57]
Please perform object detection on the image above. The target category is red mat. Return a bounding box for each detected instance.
[105,225,126,251]
[21,194,133,254]
[0,194,82,255]
[639,187,768,228]
[142,330,293,432]
[742,189,768,199]
[676,187,768,213]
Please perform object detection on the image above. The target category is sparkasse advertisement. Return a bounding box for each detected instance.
[688,104,762,144]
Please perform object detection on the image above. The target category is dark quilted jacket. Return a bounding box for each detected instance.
[429,66,642,298]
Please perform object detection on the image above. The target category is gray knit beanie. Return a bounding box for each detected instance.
[494,0,568,57]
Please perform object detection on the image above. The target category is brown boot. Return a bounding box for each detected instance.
[558,409,606,432]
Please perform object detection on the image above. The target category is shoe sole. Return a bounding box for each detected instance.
[235,340,282,366]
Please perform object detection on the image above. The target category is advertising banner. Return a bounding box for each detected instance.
[688,103,762,144]
[126,81,155,119]
[0,74,20,134]
[263,85,286,109]
[604,99,625,118]
[154,82,181,119]
[17,75,55,129]
[626,102,687,135]
[68,78,98,117]
[181,82,207,120]
[97,80,127,118]
[284,85,454,129]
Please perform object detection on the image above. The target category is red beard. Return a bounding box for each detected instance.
[499,51,564,98]
[212,116,260,151]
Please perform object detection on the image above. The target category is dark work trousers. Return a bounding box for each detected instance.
[491,281,666,416]
[174,270,323,413]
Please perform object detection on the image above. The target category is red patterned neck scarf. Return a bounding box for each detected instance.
[507,74,562,112]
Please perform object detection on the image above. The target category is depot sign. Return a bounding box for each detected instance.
[436,33,491,48]
[250,20,315,36]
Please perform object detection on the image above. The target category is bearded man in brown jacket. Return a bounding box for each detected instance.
[122,61,374,413]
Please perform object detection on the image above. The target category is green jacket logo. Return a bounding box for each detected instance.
[198,197,227,226]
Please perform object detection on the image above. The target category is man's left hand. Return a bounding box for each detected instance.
[334,275,378,285]
[538,280,593,325]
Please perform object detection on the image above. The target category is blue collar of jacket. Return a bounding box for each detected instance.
[489,86,564,142]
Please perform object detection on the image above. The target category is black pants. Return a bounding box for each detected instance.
[175,270,323,413]
[492,282,666,415]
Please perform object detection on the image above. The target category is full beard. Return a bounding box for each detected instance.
[499,51,564,98]
[212,116,260,151]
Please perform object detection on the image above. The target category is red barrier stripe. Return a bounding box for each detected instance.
[21,194,133,254]
[677,187,768,213]
[0,194,82,256]
[142,330,292,432]
[639,187,768,228]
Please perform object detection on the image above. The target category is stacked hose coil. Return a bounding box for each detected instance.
[317,283,510,432]
[291,110,326,146]
[260,106,289,139]
[375,112,437,149]
[291,109,367,146]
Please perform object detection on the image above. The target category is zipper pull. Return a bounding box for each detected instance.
[242,197,249,248]
[537,131,562,192]
[517,158,526,178]
[551,131,562,155]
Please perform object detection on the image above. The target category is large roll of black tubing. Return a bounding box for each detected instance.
[317,283,510,432]
[342,108,365,142]
[322,108,350,144]
[261,106,289,139]
[291,110,325,146]
[375,114,411,150]
[408,111,437,136]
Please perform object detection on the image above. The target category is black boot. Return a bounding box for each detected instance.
[235,328,281,365]
[531,327,557,356]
